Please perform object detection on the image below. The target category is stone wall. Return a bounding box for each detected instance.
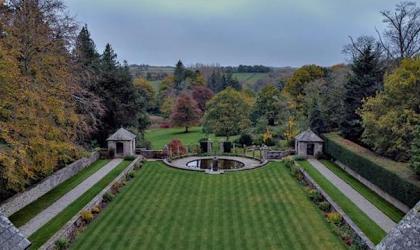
[265,150,294,159]
[40,157,143,250]
[300,169,376,250]
[335,161,410,213]
[136,148,165,159]
[377,200,420,250]
[0,152,100,217]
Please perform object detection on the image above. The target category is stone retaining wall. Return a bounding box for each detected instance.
[300,169,376,250]
[40,157,143,250]
[136,148,165,159]
[335,161,410,213]
[265,150,294,159]
[0,152,100,217]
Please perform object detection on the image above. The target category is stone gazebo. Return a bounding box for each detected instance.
[107,128,136,158]
[295,129,323,157]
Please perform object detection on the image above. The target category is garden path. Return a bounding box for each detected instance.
[307,159,396,233]
[20,159,123,236]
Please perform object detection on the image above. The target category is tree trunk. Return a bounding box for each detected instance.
[185,126,189,133]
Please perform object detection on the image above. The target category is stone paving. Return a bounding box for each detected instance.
[307,159,397,233]
[20,159,123,236]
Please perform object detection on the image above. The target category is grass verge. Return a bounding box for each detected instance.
[321,160,405,222]
[28,160,132,249]
[10,160,110,227]
[297,160,386,244]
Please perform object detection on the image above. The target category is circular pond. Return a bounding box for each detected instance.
[186,158,245,170]
[164,156,268,173]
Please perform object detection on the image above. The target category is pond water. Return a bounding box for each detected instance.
[186,158,245,170]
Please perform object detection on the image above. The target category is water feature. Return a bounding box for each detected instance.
[186,158,245,170]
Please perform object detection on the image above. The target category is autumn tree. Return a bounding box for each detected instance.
[253,84,286,126]
[359,58,420,161]
[203,88,251,140]
[191,86,214,112]
[170,93,202,133]
[284,64,326,110]
[340,37,384,140]
[133,77,157,112]
[0,0,83,193]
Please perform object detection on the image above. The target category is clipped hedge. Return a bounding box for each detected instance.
[323,133,420,207]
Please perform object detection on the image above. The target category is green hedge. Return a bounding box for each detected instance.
[323,134,420,208]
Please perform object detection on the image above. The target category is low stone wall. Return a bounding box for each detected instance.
[266,150,294,159]
[300,169,376,250]
[136,148,165,159]
[335,161,410,213]
[40,156,143,250]
[0,152,100,217]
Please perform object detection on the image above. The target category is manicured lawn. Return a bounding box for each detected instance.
[321,160,405,222]
[10,159,110,227]
[145,127,238,150]
[28,160,132,249]
[298,160,386,244]
[71,162,346,250]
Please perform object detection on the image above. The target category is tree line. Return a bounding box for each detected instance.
[0,0,148,199]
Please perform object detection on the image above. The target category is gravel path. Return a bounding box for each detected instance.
[20,159,123,236]
[307,159,396,233]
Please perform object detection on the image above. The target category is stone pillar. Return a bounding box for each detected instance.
[207,141,212,154]
[220,142,224,154]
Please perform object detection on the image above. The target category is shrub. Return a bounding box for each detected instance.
[167,139,187,156]
[326,212,342,225]
[127,171,136,179]
[103,191,114,203]
[223,141,233,153]
[317,201,331,212]
[111,181,124,194]
[315,151,326,160]
[108,148,115,159]
[91,205,101,214]
[81,210,93,223]
[124,155,136,161]
[283,158,294,169]
[307,189,322,202]
[238,133,253,146]
[293,155,305,161]
[324,133,420,207]
[54,238,69,250]
[276,140,290,150]
[159,122,171,128]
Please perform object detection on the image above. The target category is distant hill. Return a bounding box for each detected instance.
[129,64,295,91]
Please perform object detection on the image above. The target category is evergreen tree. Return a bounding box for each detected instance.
[309,103,325,134]
[74,25,100,68]
[96,44,149,144]
[410,125,420,175]
[174,60,186,92]
[340,42,383,140]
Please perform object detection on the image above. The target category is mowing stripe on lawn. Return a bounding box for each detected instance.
[298,160,386,244]
[28,160,132,249]
[10,159,110,227]
[71,162,346,250]
[320,160,405,222]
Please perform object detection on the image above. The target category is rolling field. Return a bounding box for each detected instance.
[71,162,346,250]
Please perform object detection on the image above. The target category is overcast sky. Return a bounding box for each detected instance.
[65,0,401,67]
